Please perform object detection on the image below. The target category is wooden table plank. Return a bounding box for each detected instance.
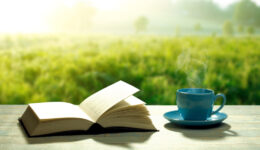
[0,105,259,150]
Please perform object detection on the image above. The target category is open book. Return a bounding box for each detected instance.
[20,81,156,136]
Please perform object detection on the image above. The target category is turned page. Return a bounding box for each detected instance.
[79,81,139,122]
[107,96,146,112]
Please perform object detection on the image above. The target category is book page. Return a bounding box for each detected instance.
[98,96,148,121]
[29,102,94,122]
[79,81,139,122]
[123,96,146,105]
[108,96,146,111]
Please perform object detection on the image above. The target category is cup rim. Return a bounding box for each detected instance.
[177,88,214,95]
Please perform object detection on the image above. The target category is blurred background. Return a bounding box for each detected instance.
[0,0,259,105]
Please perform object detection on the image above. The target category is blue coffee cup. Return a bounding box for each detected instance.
[176,88,226,120]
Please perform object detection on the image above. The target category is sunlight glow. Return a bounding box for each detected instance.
[0,0,53,33]
[91,0,123,11]
[0,0,123,33]
[0,0,259,33]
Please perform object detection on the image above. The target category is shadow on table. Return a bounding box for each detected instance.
[18,122,155,148]
[164,123,238,141]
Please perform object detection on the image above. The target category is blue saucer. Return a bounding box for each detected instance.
[164,110,227,126]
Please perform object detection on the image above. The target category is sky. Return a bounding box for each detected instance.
[213,0,260,8]
[0,0,259,33]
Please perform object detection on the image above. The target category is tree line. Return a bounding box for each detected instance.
[134,0,259,35]
[49,0,260,35]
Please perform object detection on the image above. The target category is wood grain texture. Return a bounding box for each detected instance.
[0,105,259,150]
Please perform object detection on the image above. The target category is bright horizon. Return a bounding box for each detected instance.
[0,0,259,33]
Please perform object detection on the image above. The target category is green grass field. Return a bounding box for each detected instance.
[0,34,259,105]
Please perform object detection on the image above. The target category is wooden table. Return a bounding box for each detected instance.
[0,105,259,150]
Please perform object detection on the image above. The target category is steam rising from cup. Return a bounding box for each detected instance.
[177,48,208,88]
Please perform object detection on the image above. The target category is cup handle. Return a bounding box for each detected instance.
[212,93,226,114]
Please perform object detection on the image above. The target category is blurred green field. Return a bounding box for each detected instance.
[0,34,259,105]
